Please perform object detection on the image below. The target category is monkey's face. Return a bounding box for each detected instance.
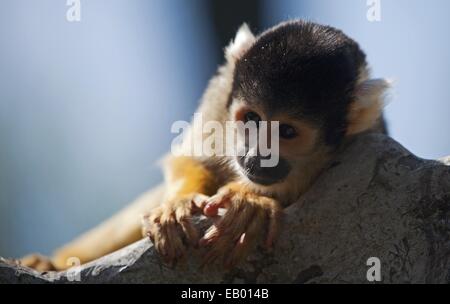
[230,100,323,187]
[225,21,388,195]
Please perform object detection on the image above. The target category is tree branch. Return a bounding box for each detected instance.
[1,134,449,283]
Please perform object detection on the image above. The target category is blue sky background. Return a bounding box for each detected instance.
[0,0,449,257]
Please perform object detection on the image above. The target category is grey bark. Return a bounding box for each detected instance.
[1,133,449,283]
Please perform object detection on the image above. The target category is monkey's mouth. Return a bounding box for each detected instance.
[241,170,283,186]
[237,156,289,186]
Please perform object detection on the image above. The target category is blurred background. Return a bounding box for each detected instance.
[0,0,449,257]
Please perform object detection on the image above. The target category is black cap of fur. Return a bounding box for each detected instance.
[232,20,367,146]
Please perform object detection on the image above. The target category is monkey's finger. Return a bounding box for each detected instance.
[199,224,220,246]
[199,204,252,249]
[225,209,265,268]
[201,205,261,267]
[143,215,164,250]
[163,219,186,261]
[178,218,199,247]
[218,202,256,238]
[199,206,240,246]
[203,194,232,217]
[265,206,282,250]
[199,198,248,246]
[250,196,282,250]
[141,213,156,238]
[144,224,155,244]
[158,210,173,256]
[224,233,248,269]
[200,235,234,268]
[144,211,164,250]
[174,200,201,247]
[151,224,167,257]
[203,199,225,217]
[191,193,210,211]
[159,208,178,259]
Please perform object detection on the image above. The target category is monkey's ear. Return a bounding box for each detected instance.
[346,78,391,135]
[225,23,256,64]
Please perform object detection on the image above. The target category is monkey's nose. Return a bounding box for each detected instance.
[243,155,275,173]
[238,155,291,185]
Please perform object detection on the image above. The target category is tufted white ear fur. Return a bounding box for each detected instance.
[347,78,392,135]
[225,23,256,64]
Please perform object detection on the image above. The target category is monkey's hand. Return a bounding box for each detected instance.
[20,254,57,272]
[142,193,209,265]
[200,182,282,268]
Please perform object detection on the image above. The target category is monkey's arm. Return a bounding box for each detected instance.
[22,156,218,271]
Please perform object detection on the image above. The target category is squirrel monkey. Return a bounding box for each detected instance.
[21,20,389,271]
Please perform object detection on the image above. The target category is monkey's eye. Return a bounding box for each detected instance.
[279,124,297,139]
[244,111,261,124]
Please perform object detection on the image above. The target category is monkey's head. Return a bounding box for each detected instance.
[225,21,389,198]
